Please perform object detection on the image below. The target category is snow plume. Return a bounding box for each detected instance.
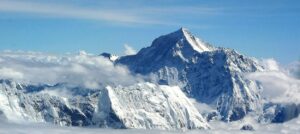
[246,59,300,103]
[0,51,142,89]
[124,44,137,55]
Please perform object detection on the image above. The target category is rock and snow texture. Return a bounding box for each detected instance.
[117,28,264,121]
[0,79,209,130]
[94,83,209,130]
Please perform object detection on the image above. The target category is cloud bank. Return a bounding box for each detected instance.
[0,51,142,89]
[1,116,300,134]
[246,59,300,103]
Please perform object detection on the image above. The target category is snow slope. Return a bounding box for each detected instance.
[94,83,209,130]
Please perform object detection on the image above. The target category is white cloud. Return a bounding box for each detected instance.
[0,51,143,89]
[246,59,300,103]
[124,44,137,55]
[260,58,280,71]
[0,68,24,80]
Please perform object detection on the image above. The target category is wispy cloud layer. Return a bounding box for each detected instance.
[0,0,221,26]
[0,0,158,24]
[0,51,142,89]
[246,59,300,103]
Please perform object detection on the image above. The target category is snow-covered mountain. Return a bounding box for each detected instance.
[117,28,265,121]
[0,79,209,130]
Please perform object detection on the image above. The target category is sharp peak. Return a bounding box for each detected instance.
[150,27,214,53]
[179,27,189,31]
[163,27,194,40]
[174,27,191,35]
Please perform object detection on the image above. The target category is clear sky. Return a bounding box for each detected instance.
[0,0,299,64]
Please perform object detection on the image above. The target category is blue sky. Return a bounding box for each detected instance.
[0,0,299,64]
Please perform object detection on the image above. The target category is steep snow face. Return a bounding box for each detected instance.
[181,28,212,53]
[117,29,264,121]
[94,83,209,130]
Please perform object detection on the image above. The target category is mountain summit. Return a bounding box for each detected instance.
[117,28,264,121]
[169,27,214,53]
[146,27,214,61]
[117,28,215,75]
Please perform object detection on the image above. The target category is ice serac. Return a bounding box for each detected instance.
[93,83,209,130]
[117,28,264,121]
